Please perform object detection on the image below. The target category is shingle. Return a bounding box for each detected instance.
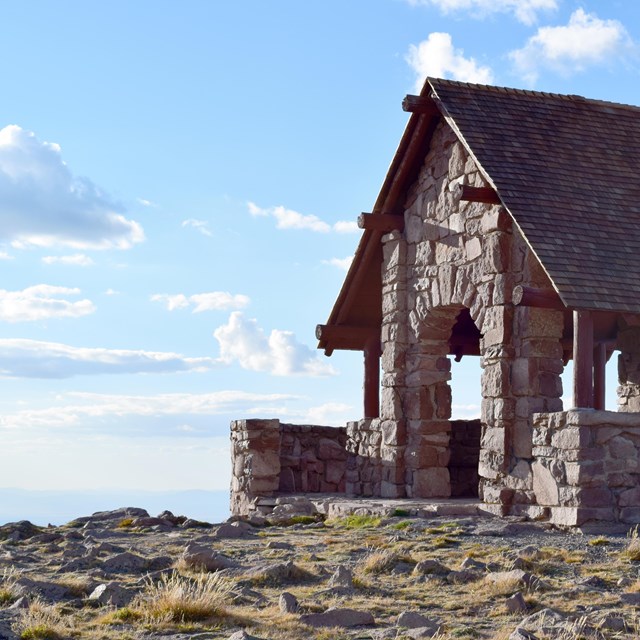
[430,78,640,313]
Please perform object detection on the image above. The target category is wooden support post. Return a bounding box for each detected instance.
[593,342,607,410]
[573,310,594,409]
[363,338,381,419]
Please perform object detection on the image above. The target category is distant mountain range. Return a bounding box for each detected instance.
[0,488,230,526]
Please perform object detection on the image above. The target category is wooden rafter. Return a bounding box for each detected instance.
[459,185,501,204]
[402,94,440,115]
[357,212,404,232]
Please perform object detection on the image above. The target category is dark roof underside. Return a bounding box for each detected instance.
[430,78,640,313]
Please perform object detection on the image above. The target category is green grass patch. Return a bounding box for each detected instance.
[331,515,382,529]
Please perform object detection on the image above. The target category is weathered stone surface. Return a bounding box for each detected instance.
[87,582,134,607]
[328,565,353,589]
[180,544,237,571]
[278,591,298,613]
[531,461,559,506]
[300,607,375,628]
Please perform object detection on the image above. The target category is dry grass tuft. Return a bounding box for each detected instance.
[14,599,70,640]
[621,526,640,562]
[0,567,21,605]
[134,571,232,624]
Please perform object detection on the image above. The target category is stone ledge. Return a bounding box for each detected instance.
[533,409,640,428]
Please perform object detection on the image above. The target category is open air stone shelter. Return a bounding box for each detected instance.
[231,78,640,529]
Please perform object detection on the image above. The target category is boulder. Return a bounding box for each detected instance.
[300,607,374,628]
[87,582,135,607]
[180,544,236,572]
[328,565,353,589]
[279,591,298,613]
[102,552,148,573]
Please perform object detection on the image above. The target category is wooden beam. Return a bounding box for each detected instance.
[357,212,404,233]
[459,185,501,205]
[513,286,565,310]
[316,324,377,344]
[573,310,594,409]
[363,338,381,419]
[402,94,440,116]
[593,342,607,410]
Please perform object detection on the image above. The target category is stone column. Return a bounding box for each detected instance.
[378,229,408,498]
[230,419,281,516]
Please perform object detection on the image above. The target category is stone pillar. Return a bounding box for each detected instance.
[378,229,408,498]
[618,324,640,412]
[403,308,454,498]
[230,419,281,516]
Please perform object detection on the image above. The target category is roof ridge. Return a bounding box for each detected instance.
[427,77,640,114]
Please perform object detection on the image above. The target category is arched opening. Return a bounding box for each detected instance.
[405,305,485,500]
[447,309,482,498]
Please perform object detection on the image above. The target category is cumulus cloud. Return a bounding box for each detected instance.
[405,0,557,25]
[41,254,94,267]
[0,251,13,260]
[0,339,220,378]
[0,285,95,322]
[248,202,356,234]
[0,389,298,429]
[151,291,250,313]
[322,256,353,271]
[213,311,336,377]
[182,218,212,237]
[0,125,144,250]
[510,9,634,85]
[406,33,494,91]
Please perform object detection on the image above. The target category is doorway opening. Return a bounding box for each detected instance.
[447,308,482,498]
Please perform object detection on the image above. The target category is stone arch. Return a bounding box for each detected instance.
[403,302,484,499]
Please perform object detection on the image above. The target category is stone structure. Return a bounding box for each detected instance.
[232,79,640,528]
[230,419,347,516]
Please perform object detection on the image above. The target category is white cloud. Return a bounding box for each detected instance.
[0,338,220,378]
[510,9,633,85]
[0,251,13,260]
[405,0,557,25]
[213,311,336,377]
[248,202,356,234]
[41,254,94,267]
[322,256,353,271]
[406,33,494,92]
[151,291,250,313]
[104,288,120,296]
[0,125,144,250]
[136,198,156,207]
[0,389,298,428]
[0,285,95,323]
[182,218,212,237]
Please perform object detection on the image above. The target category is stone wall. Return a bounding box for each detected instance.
[230,419,347,516]
[532,410,640,527]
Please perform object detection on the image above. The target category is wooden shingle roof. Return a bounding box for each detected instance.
[430,78,640,313]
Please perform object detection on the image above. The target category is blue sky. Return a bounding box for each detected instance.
[0,0,638,506]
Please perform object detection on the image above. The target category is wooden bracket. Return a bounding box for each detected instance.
[357,212,404,233]
[513,286,565,310]
[459,185,500,205]
[402,94,440,116]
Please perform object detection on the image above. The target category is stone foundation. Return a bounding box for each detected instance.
[532,410,640,527]
[230,419,347,516]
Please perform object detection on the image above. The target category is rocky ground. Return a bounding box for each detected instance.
[1,500,640,640]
